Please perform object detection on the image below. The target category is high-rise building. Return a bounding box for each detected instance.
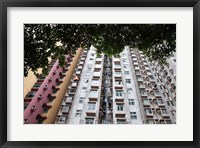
[24,47,176,124]
[55,47,176,124]
[24,48,83,124]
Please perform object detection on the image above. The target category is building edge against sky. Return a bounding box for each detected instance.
[24,46,176,124]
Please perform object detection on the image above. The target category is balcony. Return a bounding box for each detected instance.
[143,99,150,107]
[147,119,155,124]
[31,83,41,91]
[24,92,36,102]
[88,91,99,100]
[57,116,67,124]
[61,106,70,116]
[116,119,127,124]
[157,99,165,107]
[115,113,126,118]
[93,72,101,79]
[89,98,98,102]
[115,98,124,103]
[91,80,100,87]
[144,108,154,117]
[65,96,73,104]
[86,112,96,117]
[86,103,97,116]
[77,66,83,71]
[37,76,46,82]
[135,71,141,76]
[24,102,29,110]
[137,77,144,83]
[139,84,145,90]
[132,58,137,62]
[113,58,120,62]
[134,66,140,71]
[79,61,84,66]
[140,91,148,98]
[68,90,75,96]
[133,62,138,66]
[95,59,102,64]
[95,64,102,69]
[150,78,155,83]
[71,82,78,89]
[165,119,172,124]
[160,109,170,118]
[154,91,162,98]
[114,80,123,88]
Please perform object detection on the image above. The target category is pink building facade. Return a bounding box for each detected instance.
[24,55,73,124]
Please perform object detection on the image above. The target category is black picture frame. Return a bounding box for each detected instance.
[0,0,199,148]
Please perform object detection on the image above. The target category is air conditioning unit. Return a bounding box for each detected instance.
[31,105,37,112]
[38,94,43,100]
[24,119,29,124]
[44,85,48,90]
[49,77,53,82]
[53,70,56,75]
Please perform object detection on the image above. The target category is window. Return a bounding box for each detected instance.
[117,104,124,111]
[162,109,168,114]
[115,63,121,67]
[87,64,92,69]
[82,87,87,92]
[86,72,90,76]
[91,53,94,56]
[126,79,131,84]
[124,65,128,69]
[157,99,163,104]
[122,53,126,57]
[26,92,36,98]
[116,90,123,97]
[90,58,93,61]
[154,91,160,96]
[145,108,153,115]
[115,80,122,85]
[88,103,96,110]
[79,99,84,103]
[130,112,137,119]
[127,88,133,94]
[173,58,176,63]
[123,59,127,62]
[84,79,89,83]
[128,99,135,105]
[115,71,121,75]
[92,79,99,84]
[117,120,126,124]
[169,69,174,74]
[76,110,82,116]
[85,118,94,124]
[143,99,150,105]
[90,90,98,97]
[125,71,129,75]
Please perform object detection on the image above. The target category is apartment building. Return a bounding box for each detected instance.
[56,47,104,124]
[128,48,175,124]
[150,55,176,123]
[112,47,143,124]
[24,48,82,124]
[55,47,176,124]
[24,45,176,124]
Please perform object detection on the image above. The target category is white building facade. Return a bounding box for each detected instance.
[56,47,176,124]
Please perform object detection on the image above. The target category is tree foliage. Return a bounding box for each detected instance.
[24,24,176,77]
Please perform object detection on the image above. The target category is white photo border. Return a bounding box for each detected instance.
[7,7,193,141]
